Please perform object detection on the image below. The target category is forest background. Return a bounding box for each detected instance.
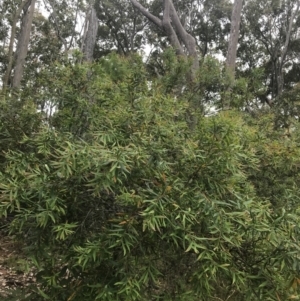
[1,0,300,300]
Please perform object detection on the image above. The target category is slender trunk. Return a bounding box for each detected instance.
[161,0,185,56]
[277,1,300,97]
[223,0,243,110]
[2,0,31,93]
[46,0,68,55]
[130,0,198,79]
[12,0,36,88]
[168,0,199,77]
[130,0,199,130]
[226,0,243,79]
[82,5,98,62]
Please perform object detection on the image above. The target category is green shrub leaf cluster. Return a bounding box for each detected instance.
[0,53,300,301]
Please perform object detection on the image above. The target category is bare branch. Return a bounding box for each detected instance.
[280,1,300,70]
[45,0,68,55]
[162,0,185,56]
[168,0,199,72]
[277,1,300,96]
[130,0,163,28]
[67,0,81,51]
[131,0,199,78]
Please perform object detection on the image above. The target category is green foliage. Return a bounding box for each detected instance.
[0,54,300,301]
[0,94,43,166]
[93,0,148,57]
[229,68,267,108]
[148,50,226,114]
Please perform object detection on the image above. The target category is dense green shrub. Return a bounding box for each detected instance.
[0,54,300,301]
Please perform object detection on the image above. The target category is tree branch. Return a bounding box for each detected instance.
[45,0,68,55]
[130,0,163,28]
[162,0,185,56]
[277,1,300,96]
[279,1,300,71]
[168,0,198,73]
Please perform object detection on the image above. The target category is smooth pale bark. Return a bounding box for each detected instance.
[12,0,36,88]
[168,0,199,76]
[223,0,243,110]
[162,0,185,56]
[131,0,201,130]
[2,0,31,93]
[130,0,198,78]
[131,0,199,130]
[82,6,98,62]
[130,0,163,28]
[226,0,243,79]
[277,1,300,97]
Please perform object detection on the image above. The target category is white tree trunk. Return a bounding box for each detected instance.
[83,6,98,62]
[277,0,300,96]
[226,0,243,79]
[2,0,31,92]
[131,0,198,78]
[12,0,36,88]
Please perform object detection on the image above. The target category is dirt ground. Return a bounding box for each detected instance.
[0,233,35,299]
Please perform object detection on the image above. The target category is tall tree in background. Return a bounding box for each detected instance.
[2,0,33,92]
[93,0,148,57]
[131,0,199,78]
[226,0,243,79]
[82,2,98,62]
[0,2,9,77]
[190,0,232,58]
[12,0,36,88]
[242,0,300,100]
[45,0,82,56]
[1,0,300,112]
[276,0,300,97]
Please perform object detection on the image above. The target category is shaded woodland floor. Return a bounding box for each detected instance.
[0,233,35,299]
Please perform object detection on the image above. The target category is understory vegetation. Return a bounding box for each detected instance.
[0,51,300,300]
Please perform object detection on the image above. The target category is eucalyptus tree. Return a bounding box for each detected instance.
[1,0,36,93]
[130,0,232,59]
[12,0,36,88]
[243,0,300,100]
[43,0,83,56]
[1,0,78,93]
[81,1,98,62]
[194,0,232,57]
[92,0,148,58]
[131,0,199,78]
[226,0,243,79]
[0,1,10,79]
